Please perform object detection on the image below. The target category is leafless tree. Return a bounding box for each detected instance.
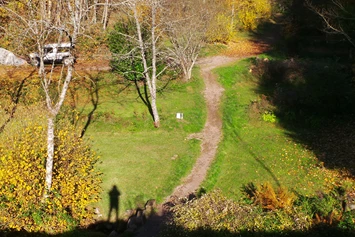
[164,0,210,81]
[306,0,355,48]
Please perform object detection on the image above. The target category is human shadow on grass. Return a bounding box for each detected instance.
[107,185,121,224]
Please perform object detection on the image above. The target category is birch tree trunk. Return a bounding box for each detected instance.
[149,0,160,127]
[92,0,98,23]
[45,116,55,196]
[102,0,110,30]
[132,1,160,127]
[185,54,198,81]
[43,64,74,198]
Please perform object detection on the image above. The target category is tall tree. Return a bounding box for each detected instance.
[2,0,94,199]
[110,0,168,128]
[164,0,209,81]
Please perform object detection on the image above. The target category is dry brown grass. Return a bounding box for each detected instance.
[0,59,110,81]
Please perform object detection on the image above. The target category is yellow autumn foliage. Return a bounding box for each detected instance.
[206,0,272,42]
[237,0,272,30]
[206,12,234,43]
[0,120,101,233]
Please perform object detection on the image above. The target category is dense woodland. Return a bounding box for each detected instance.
[0,0,355,236]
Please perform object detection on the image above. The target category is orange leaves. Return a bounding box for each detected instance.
[243,182,296,211]
[224,40,269,57]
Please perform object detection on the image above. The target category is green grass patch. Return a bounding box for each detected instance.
[200,43,228,57]
[202,57,352,200]
[0,66,206,222]
[81,69,206,217]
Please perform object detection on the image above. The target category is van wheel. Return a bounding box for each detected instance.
[63,57,73,66]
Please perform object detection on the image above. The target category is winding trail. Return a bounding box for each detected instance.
[134,56,240,237]
[170,56,240,198]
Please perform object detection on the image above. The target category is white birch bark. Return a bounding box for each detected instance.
[102,0,110,30]
[44,116,55,196]
[132,0,160,127]
[43,64,74,198]
[93,0,98,23]
[149,0,160,127]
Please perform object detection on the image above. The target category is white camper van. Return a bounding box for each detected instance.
[29,43,74,66]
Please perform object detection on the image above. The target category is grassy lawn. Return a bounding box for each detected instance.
[2,52,354,235]
[79,70,206,217]
[203,57,354,200]
[0,65,206,221]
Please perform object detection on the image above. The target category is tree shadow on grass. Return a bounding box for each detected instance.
[76,73,100,138]
[250,55,355,177]
[67,72,133,137]
[0,69,36,133]
[226,117,281,187]
[132,74,176,124]
[247,5,355,178]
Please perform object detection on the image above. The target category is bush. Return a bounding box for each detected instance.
[248,94,274,121]
[206,13,234,43]
[236,0,272,30]
[163,186,355,236]
[339,212,355,231]
[0,119,101,233]
[163,189,311,236]
[243,182,296,211]
[262,111,277,123]
[296,189,345,225]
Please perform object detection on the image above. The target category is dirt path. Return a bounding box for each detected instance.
[167,16,285,200]
[170,56,240,198]
[134,56,240,237]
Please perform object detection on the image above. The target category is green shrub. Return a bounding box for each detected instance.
[0,119,101,233]
[339,212,355,231]
[262,111,277,123]
[296,189,344,225]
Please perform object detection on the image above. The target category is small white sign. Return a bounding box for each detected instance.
[176,113,184,119]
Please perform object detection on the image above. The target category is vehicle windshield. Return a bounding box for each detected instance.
[58,47,70,53]
[44,47,54,54]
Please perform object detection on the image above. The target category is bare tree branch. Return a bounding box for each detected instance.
[306,0,355,48]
